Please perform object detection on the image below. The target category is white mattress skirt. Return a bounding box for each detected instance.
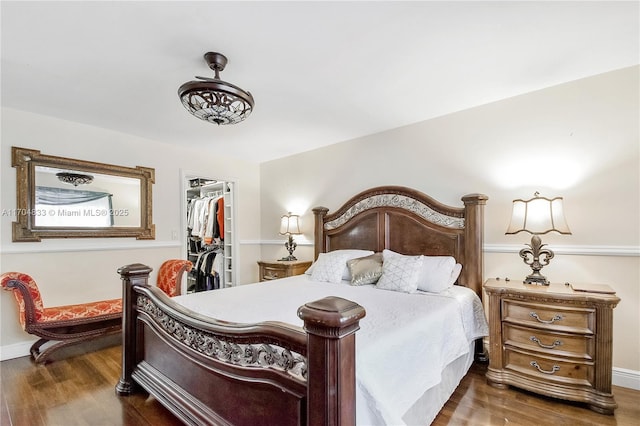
[356,342,475,425]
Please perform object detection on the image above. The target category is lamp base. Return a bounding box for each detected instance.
[519,235,554,286]
[278,255,298,261]
[523,273,549,285]
[279,235,297,262]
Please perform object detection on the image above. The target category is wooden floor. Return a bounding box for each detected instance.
[1,337,639,425]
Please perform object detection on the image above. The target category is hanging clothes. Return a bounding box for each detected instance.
[212,250,224,289]
[216,196,224,237]
[186,187,227,292]
[194,248,222,292]
[203,196,219,245]
[188,195,224,244]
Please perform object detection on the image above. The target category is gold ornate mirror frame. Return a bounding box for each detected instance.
[11,146,155,242]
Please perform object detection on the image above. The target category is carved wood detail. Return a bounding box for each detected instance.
[324,193,465,230]
[136,294,308,381]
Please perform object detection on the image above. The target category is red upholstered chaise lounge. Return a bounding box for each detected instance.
[1,260,192,364]
[1,271,122,364]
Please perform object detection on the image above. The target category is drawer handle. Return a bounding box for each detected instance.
[530,361,560,375]
[530,336,562,349]
[529,312,563,324]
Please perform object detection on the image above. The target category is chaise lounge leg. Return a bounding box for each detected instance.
[31,339,86,364]
[29,327,123,364]
[29,338,49,360]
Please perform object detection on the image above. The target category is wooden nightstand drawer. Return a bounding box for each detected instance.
[257,260,312,282]
[504,348,594,387]
[502,299,595,334]
[503,323,593,360]
[262,266,285,281]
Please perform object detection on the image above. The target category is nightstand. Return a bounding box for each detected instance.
[257,260,312,282]
[484,278,620,414]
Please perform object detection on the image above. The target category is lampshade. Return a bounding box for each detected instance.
[178,52,254,125]
[506,192,571,235]
[279,212,301,235]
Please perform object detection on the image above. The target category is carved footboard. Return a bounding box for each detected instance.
[115,264,366,426]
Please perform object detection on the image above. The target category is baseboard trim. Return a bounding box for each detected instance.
[0,340,36,361]
[613,367,640,390]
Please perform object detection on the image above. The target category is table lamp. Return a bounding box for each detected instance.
[506,192,571,285]
[279,212,301,261]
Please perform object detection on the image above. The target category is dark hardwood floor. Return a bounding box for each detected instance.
[1,337,638,425]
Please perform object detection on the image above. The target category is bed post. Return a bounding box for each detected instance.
[312,206,329,260]
[462,194,489,361]
[298,296,366,426]
[461,194,488,297]
[115,263,152,396]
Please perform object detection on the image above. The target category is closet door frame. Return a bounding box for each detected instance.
[181,170,239,290]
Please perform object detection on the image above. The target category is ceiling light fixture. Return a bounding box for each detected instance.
[178,52,254,125]
[56,172,94,187]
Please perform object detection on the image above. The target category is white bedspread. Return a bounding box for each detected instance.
[172,275,488,425]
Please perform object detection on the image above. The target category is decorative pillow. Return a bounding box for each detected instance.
[310,251,355,284]
[380,248,405,261]
[376,252,423,293]
[347,253,383,286]
[306,249,374,280]
[417,256,457,293]
[449,263,463,286]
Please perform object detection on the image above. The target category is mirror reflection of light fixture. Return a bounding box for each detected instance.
[279,212,301,261]
[178,52,254,125]
[12,146,155,241]
[506,192,571,285]
[56,172,94,187]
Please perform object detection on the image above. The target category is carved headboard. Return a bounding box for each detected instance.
[313,186,488,297]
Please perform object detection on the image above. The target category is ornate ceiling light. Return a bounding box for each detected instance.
[56,172,94,186]
[178,52,255,125]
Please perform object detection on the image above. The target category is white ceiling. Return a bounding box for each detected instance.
[2,1,638,163]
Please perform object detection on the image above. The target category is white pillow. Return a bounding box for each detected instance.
[376,252,423,293]
[381,248,404,260]
[417,256,458,293]
[306,249,374,280]
[449,263,463,286]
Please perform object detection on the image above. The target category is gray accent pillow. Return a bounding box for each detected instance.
[347,253,383,286]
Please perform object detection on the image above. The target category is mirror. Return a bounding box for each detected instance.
[11,146,155,241]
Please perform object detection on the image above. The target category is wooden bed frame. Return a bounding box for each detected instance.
[115,186,487,425]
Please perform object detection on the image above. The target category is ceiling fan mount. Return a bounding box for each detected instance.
[204,52,228,74]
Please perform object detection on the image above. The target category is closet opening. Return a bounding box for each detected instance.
[183,174,236,293]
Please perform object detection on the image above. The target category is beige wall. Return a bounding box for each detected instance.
[260,67,640,374]
[1,108,262,354]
